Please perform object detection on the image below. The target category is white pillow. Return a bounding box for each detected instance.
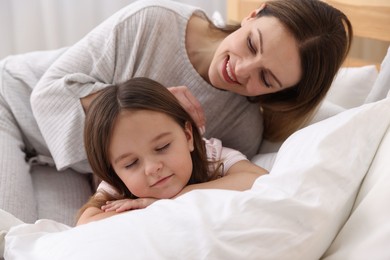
[251,152,277,171]
[257,101,346,156]
[307,100,345,125]
[0,210,23,257]
[322,116,390,259]
[365,46,390,103]
[326,65,378,109]
[5,98,390,260]
[257,65,377,155]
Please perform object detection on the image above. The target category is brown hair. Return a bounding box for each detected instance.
[255,0,353,141]
[215,0,353,141]
[84,77,218,199]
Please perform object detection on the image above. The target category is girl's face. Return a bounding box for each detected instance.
[109,110,194,199]
[209,9,302,96]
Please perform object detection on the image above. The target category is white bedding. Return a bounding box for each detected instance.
[4,95,390,259]
[2,46,389,259]
[323,118,390,259]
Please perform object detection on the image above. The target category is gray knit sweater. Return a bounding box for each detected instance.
[31,0,263,172]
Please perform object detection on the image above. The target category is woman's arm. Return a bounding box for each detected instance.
[30,4,138,172]
[175,160,267,197]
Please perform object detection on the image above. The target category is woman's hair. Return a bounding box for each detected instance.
[84,77,215,200]
[254,0,353,141]
[215,0,353,142]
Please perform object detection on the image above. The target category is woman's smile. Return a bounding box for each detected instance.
[209,15,301,96]
[222,56,239,84]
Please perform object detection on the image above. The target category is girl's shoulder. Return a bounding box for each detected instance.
[204,138,223,162]
[204,138,248,176]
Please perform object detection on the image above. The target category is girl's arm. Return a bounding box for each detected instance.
[175,160,267,197]
[76,194,158,225]
[78,143,267,225]
[77,161,266,225]
[76,192,121,226]
[77,206,119,226]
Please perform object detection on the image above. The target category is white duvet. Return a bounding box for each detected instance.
[3,96,390,260]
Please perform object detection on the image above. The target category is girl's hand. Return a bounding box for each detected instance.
[168,86,206,134]
[101,198,159,212]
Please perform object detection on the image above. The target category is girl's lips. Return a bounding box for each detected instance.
[222,56,239,84]
[151,174,173,187]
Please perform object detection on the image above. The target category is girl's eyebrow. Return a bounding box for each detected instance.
[151,132,170,143]
[114,152,132,165]
[113,132,171,164]
[257,28,283,88]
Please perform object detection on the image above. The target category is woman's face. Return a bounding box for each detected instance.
[109,110,194,199]
[209,11,302,96]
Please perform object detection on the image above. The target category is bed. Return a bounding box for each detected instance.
[2,0,390,259]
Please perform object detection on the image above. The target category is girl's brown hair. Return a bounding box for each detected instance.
[84,77,215,199]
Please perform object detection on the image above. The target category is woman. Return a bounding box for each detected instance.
[0,0,352,222]
[77,77,267,225]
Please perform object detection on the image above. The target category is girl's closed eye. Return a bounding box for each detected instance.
[156,143,170,152]
[125,159,138,169]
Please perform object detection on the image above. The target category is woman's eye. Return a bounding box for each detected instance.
[247,36,256,54]
[261,71,272,88]
[156,143,170,152]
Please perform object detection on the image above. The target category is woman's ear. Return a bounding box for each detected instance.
[184,121,194,152]
[241,3,266,26]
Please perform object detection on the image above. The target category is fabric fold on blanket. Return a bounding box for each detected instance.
[0,210,23,257]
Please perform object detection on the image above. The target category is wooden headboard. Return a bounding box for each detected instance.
[226,0,390,68]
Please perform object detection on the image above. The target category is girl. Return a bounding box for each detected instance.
[77,77,268,225]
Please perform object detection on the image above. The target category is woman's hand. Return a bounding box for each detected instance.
[168,86,206,134]
[101,198,159,212]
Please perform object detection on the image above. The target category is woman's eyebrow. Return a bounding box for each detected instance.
[257,28,264,54]
[258,28,283,88]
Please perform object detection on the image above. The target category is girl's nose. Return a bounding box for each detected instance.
[144,159,162,176]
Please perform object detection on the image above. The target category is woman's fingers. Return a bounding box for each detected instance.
[168,86,206,133]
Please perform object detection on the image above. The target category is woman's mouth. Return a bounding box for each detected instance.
[222,56,239,84]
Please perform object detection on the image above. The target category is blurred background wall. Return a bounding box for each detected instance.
[1,0,387,66]
[0,0,226,59]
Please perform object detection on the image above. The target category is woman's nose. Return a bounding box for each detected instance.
[235,58,259,79]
